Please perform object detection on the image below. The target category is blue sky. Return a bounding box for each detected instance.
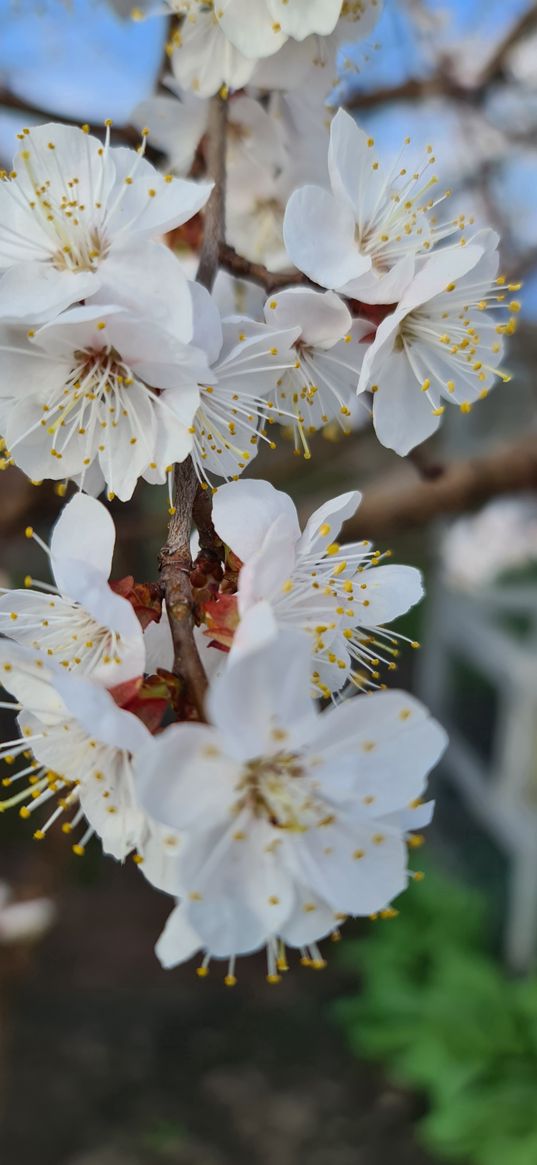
[0,0,165,121]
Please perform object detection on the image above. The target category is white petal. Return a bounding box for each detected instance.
[328,108,372,221]
[238,514,299,611]
[0,263,99,322]
[264,287,351,348]
[93,240,193,340]
[156,902,202,969]
[307,689,448,816]
[293,821,407,916]
[399,243,487,314]
[229,601,279,662]
[105,163,212,239]
[143,611,175,674]
[299,491,361,556]
[283,186,370,289]
[213,478,301,562]
[269,0,342,39]
[371,348,441,455]
[53,672,151,752]
[0,640,66,724]
[218,0,287,59]
[51,494,116,586]
[206,630,315,760]
[356,563,424,626]
[131,94,209,175]
[279,883,336,947]
[184,815,295,957]
[134,723,238,831]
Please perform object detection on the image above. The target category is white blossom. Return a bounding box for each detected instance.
[0,494,146,685]
[249,2,384,92]
[135,631,446,979]
[0,123,212,327]
[0,303,208,500]
[167,7,258,98]
[357,231,518,455]
[212,479,423,695]
[264,287,371,449]
[153,2,382,97]
[284,107,457,304]
[0,641,179,882]
[180,285,300,484]
[132,87,285,179]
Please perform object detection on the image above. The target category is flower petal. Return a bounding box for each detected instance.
[284,186,370,289]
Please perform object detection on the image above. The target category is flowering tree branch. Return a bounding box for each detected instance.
[159,94,229,716]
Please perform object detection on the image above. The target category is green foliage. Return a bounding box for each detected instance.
[333,868,537,1165]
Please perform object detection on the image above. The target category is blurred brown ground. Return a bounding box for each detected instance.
[0,847,441,1165]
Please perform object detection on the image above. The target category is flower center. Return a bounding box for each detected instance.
[18,149,111,273]
[235,750,324,832]
[35,344,150,470]
[51,225,109,273]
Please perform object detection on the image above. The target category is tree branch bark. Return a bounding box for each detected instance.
[344,437,537,540]
[159,461,208,715]
[218,243,313,293]
[160,93,229,717]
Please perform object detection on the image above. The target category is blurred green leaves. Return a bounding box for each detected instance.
[333,868,537,1165]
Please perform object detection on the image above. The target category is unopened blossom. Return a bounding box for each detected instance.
[0,641,179,881]
[284,107,457,304]
[0,304,208,500]
[135,631,446,978]
[173,285,300,484]
[264,288,371,450]
[0,123,212,327]
[357,230,518,455]
[0,494,146,685]
[212,480,423,696]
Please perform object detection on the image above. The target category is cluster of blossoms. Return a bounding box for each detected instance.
[0,1,518,980]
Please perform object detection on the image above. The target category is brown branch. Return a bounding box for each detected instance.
[159,461,208,716]
[218,242,313,293]
[346,2,537,111]
[346,75,469,111]
[0,86,142,146]
[197,95,228,291]
[159,94,229,716]
[343,437,537,541]
[478,2,537,86]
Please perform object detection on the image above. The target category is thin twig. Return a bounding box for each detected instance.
[159,461,208,716]
[218,243,313,293]
[160,94,229,716]
[0,86,142,145]
[197,95,229,292]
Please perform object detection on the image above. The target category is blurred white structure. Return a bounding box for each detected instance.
[419,501,537,972]
[0,881,55,946]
